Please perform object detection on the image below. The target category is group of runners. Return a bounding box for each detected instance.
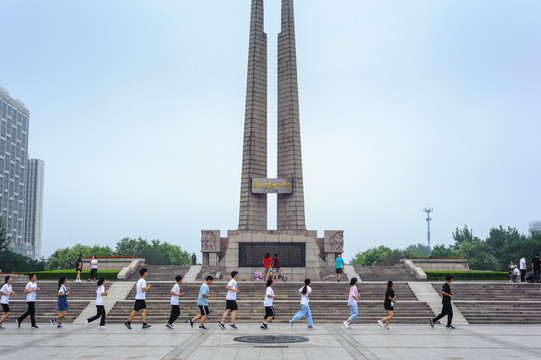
[0,268,456,331]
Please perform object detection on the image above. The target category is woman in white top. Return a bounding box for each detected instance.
[290,278,314,328]
[51,277,70,328]
[85,278,108,328]
[88,255,98,281]
[261,278,277,329]
[0,275,15,329]
[16,273,40,328]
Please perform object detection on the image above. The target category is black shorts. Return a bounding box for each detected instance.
[336,268,343,274]
[226,300,238,311]
[198,305,210,316]
[134,300,147,311]
[1,303,9,312]
[384,305,394,311]
[90,268,98,278]
[264,306,275,319]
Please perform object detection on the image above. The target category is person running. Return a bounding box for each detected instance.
[335,254,345,282]
[261,278,277,329]
[0,275,15,329]
[290,278,314,328]
[218,271,239,330]
[378,280,397,329]
[430,274,455,329]
[263,253,272,281]
[343,277,360,329]
[75,255,83,282]
[85,278,108,328]
[88,255,98,282]
[190,275,213,330]
[16,273,40,329]
[125,267,152,329]
[51,277,70,328]
[520,256,527,283]
[166,275,185,329]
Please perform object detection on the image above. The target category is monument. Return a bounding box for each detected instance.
[201,0,344,279]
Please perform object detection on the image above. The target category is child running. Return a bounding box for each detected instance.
[125,267,152,329]
[378,280,397,329]
[290,278,314,329]
[16,273,40,329]
[85,278,108,328]
[0,275,15,329]
[51,277,70,328]
[261,278,277,329]
[218,271,239,330]
[189,275,213,330]
[343,277,360,329]
[166,275,185,329]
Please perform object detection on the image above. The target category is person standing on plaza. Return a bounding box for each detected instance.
[343,277,360,329]
[0,275,15,329]
[430,274,455,329]
[378,280,397,329]
[290,278,314,328]
[263,253,272,281]
[85,278,108,328]
[166,275,185,329]
[261,278,277,329]
[335,254,345,282]
[272,254,280,280]
[218,271,239,330]
[51,277,70,328]
[192,253,197,265]
[532,254,541,283]
[88,255,98,282]
[16,273,39,328]
[124,268,152,329]
[190,275,213,330]
[75,255,83,282]
[520,256,527,283]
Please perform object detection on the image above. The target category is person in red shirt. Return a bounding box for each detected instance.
[263,253,272,281]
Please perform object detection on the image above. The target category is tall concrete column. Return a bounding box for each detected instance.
[238,0,268,230]
[277,0,306,230]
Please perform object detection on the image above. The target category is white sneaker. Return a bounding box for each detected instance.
[99,326,106,329]
[377,320,384,328]
[385,326,392,330]
[85,320,89,327]
[348,325,354,329]
[343,321,349,329]
[289,320,293,328]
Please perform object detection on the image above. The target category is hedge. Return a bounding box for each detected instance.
[21,270,120,280]
[425,271,509,281]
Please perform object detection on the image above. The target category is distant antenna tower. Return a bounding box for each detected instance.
[423,207,433,249]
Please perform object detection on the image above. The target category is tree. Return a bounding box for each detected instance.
[47,244,114,270]
[351,246,393,266]
[115,237,151,256]
[406,243,431,257]
[0,250,46,272]
[115,237,191,265]
[430,244,458,258]
[457,241,499,271]
[0,217,11,252]
[451,225,481,250]
[486,226,525,270]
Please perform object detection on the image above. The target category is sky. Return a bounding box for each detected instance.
[1,0,540,261]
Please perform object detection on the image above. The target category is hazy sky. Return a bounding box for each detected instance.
[1,0,540,261]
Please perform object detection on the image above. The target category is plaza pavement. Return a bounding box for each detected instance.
[0,323,540,360]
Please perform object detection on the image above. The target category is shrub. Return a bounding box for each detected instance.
[21,270,120,280]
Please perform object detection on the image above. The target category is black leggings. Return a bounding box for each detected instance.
[168,305,180,324]
[433,303,453,326]
[87,305,106,326]
[18,302,36,326]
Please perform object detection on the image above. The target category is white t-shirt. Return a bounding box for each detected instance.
[170,283,180,305]
[1,284,12,304]
[226,279,238,300]
[96,285,105,305]
[513,268,520,276]
[264,287,274,307]
[135,278,147,300]
[26,281,38,302]
[520,258,526,270]
[299,286,311,305]
[59,284,68,295]
[91,259,98,269]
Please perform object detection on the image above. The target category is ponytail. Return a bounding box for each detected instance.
[97,278,105,286]
[302,278,310,295]
[4,275,10,284]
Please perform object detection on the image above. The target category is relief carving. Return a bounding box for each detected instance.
[324,230,344,253]
[201,230,220,252]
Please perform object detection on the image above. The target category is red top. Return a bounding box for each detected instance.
[263,257,272,268]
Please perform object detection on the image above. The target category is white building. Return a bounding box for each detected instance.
[529,221,541,236]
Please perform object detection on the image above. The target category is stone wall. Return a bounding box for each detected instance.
[404,258,470,272]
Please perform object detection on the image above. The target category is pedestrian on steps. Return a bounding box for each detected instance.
[124,267,152,329]
[430,274,455,330]
[343,277,360,329]
[218,271,239,330]
[378,280,397,329]
[16,273,39,329]
[335,254,344,282]
[85,278,108,328]
[290,278,314,328]
[190,275,213,330]
[261,278,277,329]
[166,275,185,329]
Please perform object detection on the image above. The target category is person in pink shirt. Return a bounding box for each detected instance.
[343,277,360,329]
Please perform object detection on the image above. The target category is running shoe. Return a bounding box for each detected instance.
[199,325,207,330]
[99,326,106,329]
[31,325,39,329]
[218,322,225,330]
[230,324,238,329]
[16,319,20,328]
[189,319,194,328]
[166,323,174,329]
[0,325,4,330]
[124,321,132,329]
[377,320,384,328]
[307,325,315,329]
[446,325,455,330]
[429,319,435,328]
[85,319,89,327]
[289,320,293,328]
[142,324,152,329]
[348,325,354,329]
[57,323,64,328]
[385,326,392,330]
[343,321,349,329]
[50,318,55,327]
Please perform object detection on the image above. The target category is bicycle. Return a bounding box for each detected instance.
[269,268,288,282]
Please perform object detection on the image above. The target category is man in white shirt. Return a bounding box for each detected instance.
[166,275,185,329]
[16,273,40,328]
[218,271,239,330]
[125,268,151,329]
[520,256,527,283]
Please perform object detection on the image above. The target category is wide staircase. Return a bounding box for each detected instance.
[127,265,191,281]
[106,281,434,324]
[354,265,417,281]
[434,282,541,324]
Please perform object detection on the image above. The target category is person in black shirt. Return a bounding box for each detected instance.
[430,274,455,329]
[75,255,83,282]
[531,254,541,283]
[378,280,397,329]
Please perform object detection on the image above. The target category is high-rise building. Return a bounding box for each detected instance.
[25,159,45,260]
[0,86,44,260]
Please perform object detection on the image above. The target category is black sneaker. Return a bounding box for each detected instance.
[124,321,132,330]
[446,325,455,330]
[230,324,238,329]
[218,322,225,330]
[142,324,151,329]
[430,319,435,328]
[165,323,174,329]
[189,319,194,328]
[199,325,207,330]
[260,324,267,330]
[31,325,39,329]
[16,319,20,328]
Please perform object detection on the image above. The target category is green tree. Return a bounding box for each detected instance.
[115,237,151,256]
[452,225,481,250]
[47,244,114,270]
[351,245,393,266]
[486,226,525,270]
[0,217,11,252]
[406,243,431,257]
[115,237,190,265]
[0,251,46,272]
[430,244,458,258]
[457,241,499,271]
